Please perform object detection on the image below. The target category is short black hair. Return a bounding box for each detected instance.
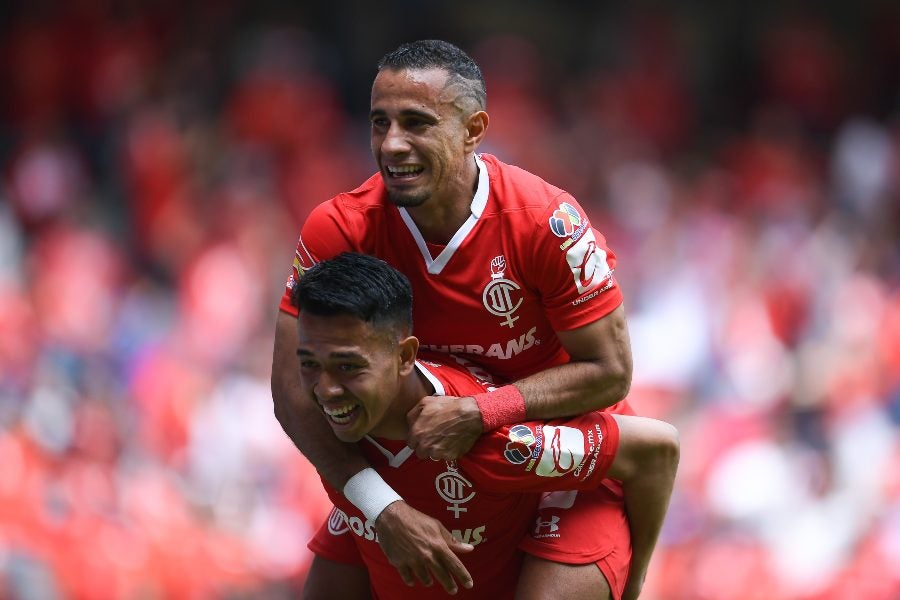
[291,252,413,335]
[377,39,486,110]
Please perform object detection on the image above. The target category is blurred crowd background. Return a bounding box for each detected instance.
[1,1,899,598]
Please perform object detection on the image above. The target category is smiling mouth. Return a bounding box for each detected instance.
[386,165,424,179]
[322,403,361,425]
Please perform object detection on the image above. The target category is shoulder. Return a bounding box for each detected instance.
[308,172,387,224]
[416,351,499,396]
[480,153,571,215]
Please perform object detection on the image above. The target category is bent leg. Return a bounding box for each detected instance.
[515,554,611,600]
[302,555,371,600]
[518,488,631,600]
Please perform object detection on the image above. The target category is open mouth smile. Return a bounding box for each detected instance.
[386,165,424,179]
[322,403,361,425]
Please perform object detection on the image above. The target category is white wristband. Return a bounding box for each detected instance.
[343,468,403,522]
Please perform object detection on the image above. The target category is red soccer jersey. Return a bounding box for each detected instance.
[279,153,624,384]
[314,352,620,600]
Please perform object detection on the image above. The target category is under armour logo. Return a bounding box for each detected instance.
[533,515,560,534]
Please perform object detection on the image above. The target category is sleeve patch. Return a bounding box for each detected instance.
[565,230,611,294]
[548,202,583,238]
[288,235,318,289]
[535,425,587,477]
[504,425,537,465]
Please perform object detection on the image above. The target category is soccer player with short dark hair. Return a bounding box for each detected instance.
[291,253,677,599]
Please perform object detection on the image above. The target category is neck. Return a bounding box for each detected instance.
[405,154,479,245]
[369,364,435,440]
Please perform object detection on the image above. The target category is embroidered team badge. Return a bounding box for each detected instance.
[481,255,523,328]
[549,202,582,238]
[435,461,476,518]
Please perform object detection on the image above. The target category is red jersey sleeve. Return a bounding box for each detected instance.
[460,411,619,493]
[527,194,623,331]
[278,200,362,316]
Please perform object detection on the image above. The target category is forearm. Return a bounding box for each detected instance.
[514,359,630,420]
[515,304,633,420]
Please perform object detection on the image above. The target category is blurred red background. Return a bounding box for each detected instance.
[1,1,898,598]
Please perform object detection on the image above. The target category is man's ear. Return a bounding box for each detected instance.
[464,110,489,151]
[398,335,419,376]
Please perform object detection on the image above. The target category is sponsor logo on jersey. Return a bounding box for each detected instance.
[286,236,318,290]
[504,424,536,465]
[566,229,611,294]
[535,425,587,477]
[436,461,476,518]
[451,526,487,547]
[329,507,378,541]
[579,424,605,480]
[421,326,539,361]
[549,202,582,238]
[532,515,561,539]
[327,506,351,535]
[558,219,590,250]
[482,255,523,328]
[572,272,616,306]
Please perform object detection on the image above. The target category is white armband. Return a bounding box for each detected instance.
[343,468,403,522]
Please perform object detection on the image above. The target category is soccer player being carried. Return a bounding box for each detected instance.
[292,253,678,599]
[273,40,661,599]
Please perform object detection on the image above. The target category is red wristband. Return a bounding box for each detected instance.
[473,385,527,432]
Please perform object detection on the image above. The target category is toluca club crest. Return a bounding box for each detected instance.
[435,461,476,518]
[482,255,523,328]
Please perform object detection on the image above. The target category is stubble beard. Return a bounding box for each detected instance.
[386,188,431,208]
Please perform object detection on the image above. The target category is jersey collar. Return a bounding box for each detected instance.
[398,154,489,275]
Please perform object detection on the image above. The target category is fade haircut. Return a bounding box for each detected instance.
[291,252,413,336]
[377,39,486,111]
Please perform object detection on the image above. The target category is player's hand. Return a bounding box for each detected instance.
[406,395,483,460]
[375,501,475,594]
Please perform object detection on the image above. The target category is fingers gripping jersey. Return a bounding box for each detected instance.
[310,355,620,599]
[279,153,623,382]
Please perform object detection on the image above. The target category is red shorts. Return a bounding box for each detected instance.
[310,481,630,599]
[519,481,631,600]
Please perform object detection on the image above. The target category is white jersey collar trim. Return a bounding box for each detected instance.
[397,154,489,275]
[361,361,445,468]
[415,360,446,396]
[363,437,414,468]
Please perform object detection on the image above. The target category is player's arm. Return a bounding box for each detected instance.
[467,412,679,600]
[407,205,632,460]
[406,306,630,462]
[519,302,632,418]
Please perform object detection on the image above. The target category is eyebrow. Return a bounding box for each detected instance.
[296,348,366,360]
[369,108,438,121]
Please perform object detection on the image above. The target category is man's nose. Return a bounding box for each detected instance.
[315,371,344,400]
[381,122,410,154]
